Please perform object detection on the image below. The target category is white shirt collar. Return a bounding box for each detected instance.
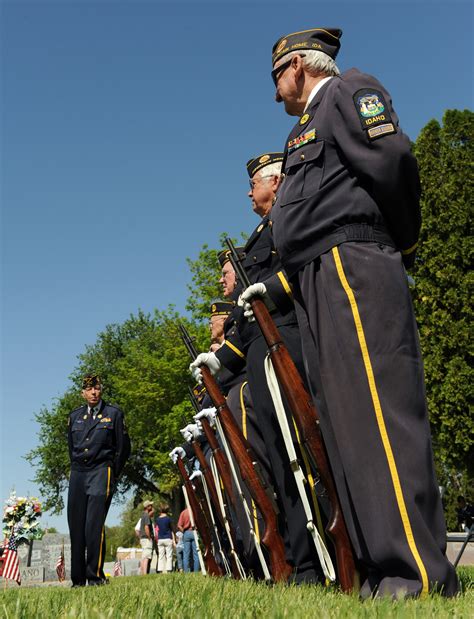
[304,76,333,112]
[88,400,102,418]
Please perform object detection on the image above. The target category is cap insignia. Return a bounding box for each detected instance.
[299,113,310,125]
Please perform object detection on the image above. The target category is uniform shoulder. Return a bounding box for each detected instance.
[337,68,386,91]
[69,405,85,418]
[103,403,125,418]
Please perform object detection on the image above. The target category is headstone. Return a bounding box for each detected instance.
[20,566,45,584]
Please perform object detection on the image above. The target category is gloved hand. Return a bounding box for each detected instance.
[239,283,275,322]
[180,423,202,442]
[189,352,222,384]
[194,406,218,427]
[169,446,186,463]
[189,470,202,481]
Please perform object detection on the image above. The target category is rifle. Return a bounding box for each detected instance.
[179,323,292,583]
[175,456,224,576]
[188,387,234,502]
[225,237,357,592]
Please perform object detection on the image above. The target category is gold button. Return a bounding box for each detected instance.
[300,154,305,161]
[86,437,89,441]
[84,448,89,452]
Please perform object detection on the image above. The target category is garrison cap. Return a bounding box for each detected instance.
[82,373,101,389]
[210,301,234,317]
[272,28,342,66]
[217,247,245,268]
[246,152,284,178]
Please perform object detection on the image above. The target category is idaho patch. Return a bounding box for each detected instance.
[353,89,395,137]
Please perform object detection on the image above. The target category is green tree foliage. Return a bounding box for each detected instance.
[26,309,208,514]
[413,109,473,525]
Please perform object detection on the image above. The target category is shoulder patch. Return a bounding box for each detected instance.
[353,89,395,138]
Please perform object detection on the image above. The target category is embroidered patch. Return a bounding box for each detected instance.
[299,113,310,126]
[288,128,316,153]
[353,89,394,132]
[368,123,396,140]
[259,154,270,164]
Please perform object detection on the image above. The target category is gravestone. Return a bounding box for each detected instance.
[16,533,71,582]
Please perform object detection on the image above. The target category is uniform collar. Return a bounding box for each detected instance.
[88,400,103,418]
[304,76,333,112]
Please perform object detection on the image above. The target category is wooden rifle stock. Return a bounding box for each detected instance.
[191,440,243,579]
[225,238,357,592]
[176,457,223,576]
[179,323,292,583]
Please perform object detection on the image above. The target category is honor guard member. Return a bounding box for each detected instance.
[241,28,458,597]
[192,161,325,584]
[67,374,131,586]
[208,298,271,575]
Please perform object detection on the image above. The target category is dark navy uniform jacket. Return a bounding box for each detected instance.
[216,216,297,373]
[271,68,421,277]
[68,402,131,477]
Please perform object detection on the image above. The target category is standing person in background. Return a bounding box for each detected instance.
[175,530,184,572]
[67,373,131,587]
[178,507,200,573]
[139,500,155,575]
[156,505,175,574]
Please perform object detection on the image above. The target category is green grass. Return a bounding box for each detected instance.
[2,568,473,618]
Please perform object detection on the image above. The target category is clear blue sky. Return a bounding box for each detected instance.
[1,1,472,533]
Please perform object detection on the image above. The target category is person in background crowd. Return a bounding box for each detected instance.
[178,507,200,573]
[175,530,184,572]
[156,504,175,573]
[139,500,155,575]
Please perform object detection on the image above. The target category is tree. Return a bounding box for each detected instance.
[413,110,473,526]
[25,308,208,513]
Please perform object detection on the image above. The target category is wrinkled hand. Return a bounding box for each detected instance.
[169,446,186,463]
[189,470,202,481]
[180,423,202,443]
[189,352,222,384]
[194,406,218,427]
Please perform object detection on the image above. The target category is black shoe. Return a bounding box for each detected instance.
[71,583,86,588]
[87,579,108,586]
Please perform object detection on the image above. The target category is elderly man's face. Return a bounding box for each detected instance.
[219,262,236,298]
[274,55,305,116]
[210,314,227,346]
[248,172,280,217]
[81,384,102,407]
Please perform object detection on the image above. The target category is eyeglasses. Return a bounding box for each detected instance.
[271,54,305,87]
[249,175,271,190]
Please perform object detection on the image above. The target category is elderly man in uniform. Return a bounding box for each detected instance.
[241,28,458,597]
[191,155,326,584]
[67,374,131,586]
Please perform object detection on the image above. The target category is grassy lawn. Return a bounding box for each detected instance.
[1,568,473,618]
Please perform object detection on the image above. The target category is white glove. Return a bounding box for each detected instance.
[239,282,275,320]
[194,406,217,427]
[189,352,222,383]
[180,423,202,442]
[189,470,202,481]
[169,446,186,463]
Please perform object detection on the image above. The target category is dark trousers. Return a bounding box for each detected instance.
[67,465,114,585]
[293,242,458,597]
[226,380,269,575]
[245,325,324,580]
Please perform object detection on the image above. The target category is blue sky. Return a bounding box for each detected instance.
[1,1,472,533]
